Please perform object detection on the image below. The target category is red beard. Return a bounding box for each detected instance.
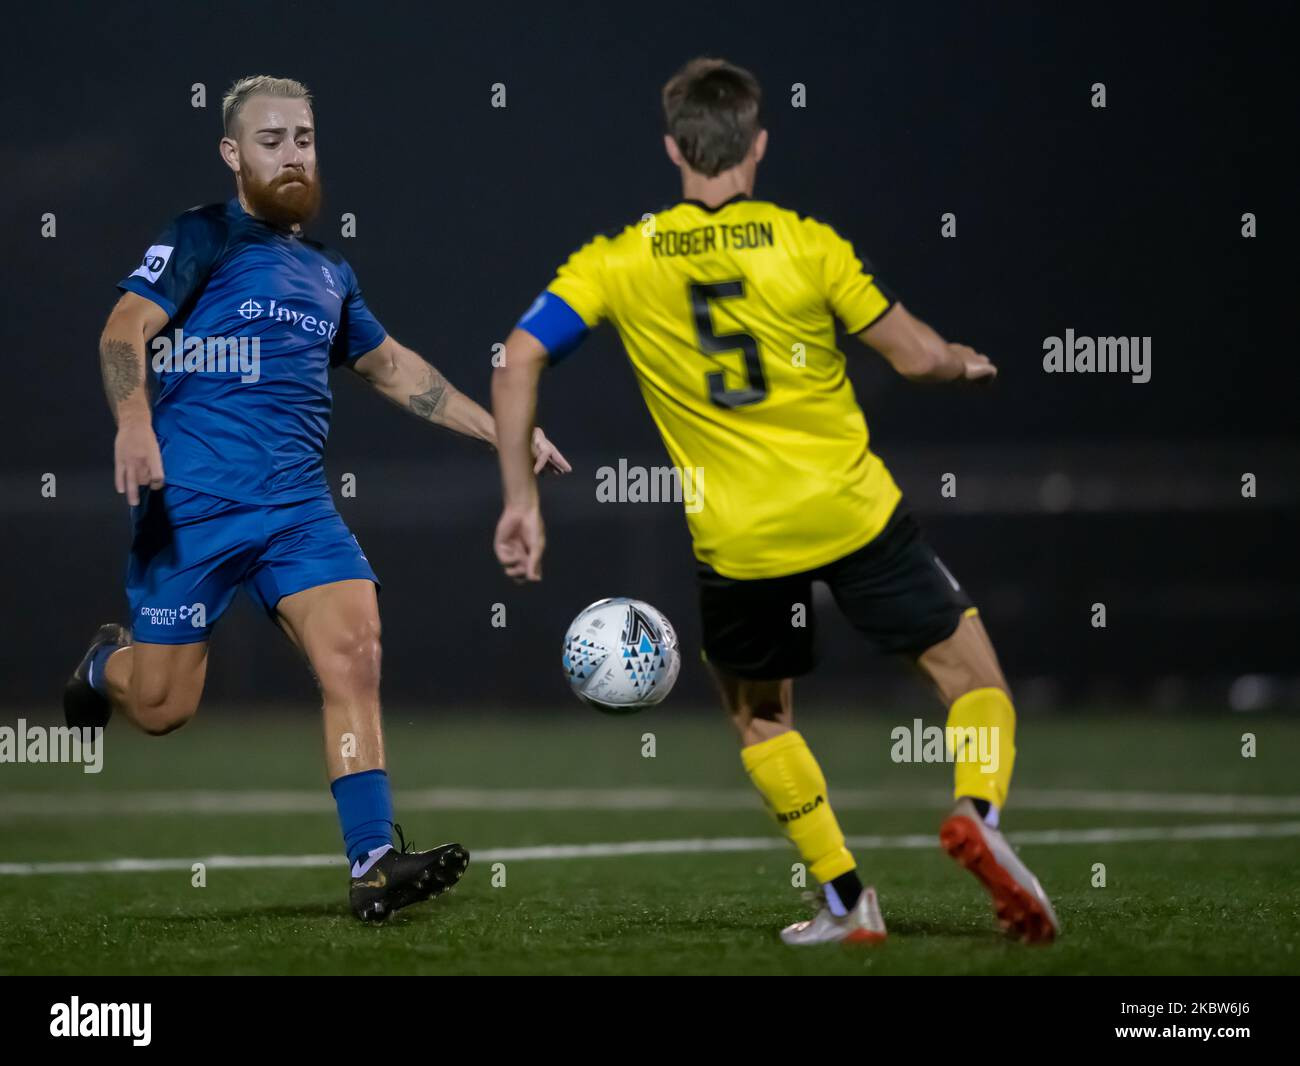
[240,166,322,228]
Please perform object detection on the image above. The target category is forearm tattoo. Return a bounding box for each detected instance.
[408,366,450,422]
[100,338,141,412]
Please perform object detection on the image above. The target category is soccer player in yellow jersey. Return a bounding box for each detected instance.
[492,58,1059,945]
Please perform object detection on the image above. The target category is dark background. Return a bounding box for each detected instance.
[1,0,1295,711]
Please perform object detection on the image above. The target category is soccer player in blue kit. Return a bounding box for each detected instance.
[63,76,570,922]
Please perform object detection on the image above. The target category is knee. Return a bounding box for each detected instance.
[315,619,383,697]
[133,687,200,736]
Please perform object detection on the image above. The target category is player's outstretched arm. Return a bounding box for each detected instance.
[353,335,494,438]
[101,291,169,505]
[858,303,997,384]
[491,328,551,582]
[352,335,569,473]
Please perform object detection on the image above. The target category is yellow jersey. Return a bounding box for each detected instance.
[530,194,901,580]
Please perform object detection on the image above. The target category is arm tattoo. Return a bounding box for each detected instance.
[408,366,450,422]
[100,338,141,412]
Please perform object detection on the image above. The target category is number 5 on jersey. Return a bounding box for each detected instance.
[689,280,768,409]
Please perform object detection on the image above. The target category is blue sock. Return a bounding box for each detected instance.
[87,644,118,696]
[330,769,393,865]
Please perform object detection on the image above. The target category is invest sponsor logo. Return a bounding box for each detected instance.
[238,297,339,341]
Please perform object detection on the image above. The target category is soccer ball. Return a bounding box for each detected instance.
[562,597,681,713]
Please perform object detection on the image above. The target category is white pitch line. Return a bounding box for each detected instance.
[2,820,1298,877]
[2,787,1299,818]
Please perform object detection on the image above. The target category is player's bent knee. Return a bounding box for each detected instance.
[315,626,383,698]
[126,643,206,735]
[133,690,201,736]
[132,668,202,734]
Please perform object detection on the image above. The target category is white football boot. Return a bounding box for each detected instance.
[780,885,887,946]
[940,797,1060,943]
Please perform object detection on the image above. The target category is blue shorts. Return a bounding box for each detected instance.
[126,484,379,644]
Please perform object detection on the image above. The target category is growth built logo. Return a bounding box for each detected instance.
[138,602,206,629]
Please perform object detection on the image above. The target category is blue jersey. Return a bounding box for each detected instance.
[117,199,387,504]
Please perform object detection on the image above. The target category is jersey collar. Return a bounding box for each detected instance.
[228,196,302,237]
[679,192,750,213]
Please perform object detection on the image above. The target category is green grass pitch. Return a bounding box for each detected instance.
[1,709,1297,975]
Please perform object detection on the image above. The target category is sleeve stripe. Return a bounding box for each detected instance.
[845,281,895,334]
[116,278,178,320]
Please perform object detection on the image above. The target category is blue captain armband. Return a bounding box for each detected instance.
[516,291,589,363]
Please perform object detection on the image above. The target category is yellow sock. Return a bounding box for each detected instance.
[741,730,855,883]
[947,686,1017,810]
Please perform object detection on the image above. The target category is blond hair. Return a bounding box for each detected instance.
[222,75,312,136]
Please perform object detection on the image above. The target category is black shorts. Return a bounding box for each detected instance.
[698,503,974,679]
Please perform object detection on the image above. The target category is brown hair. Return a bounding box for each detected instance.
[661,58,762,177]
